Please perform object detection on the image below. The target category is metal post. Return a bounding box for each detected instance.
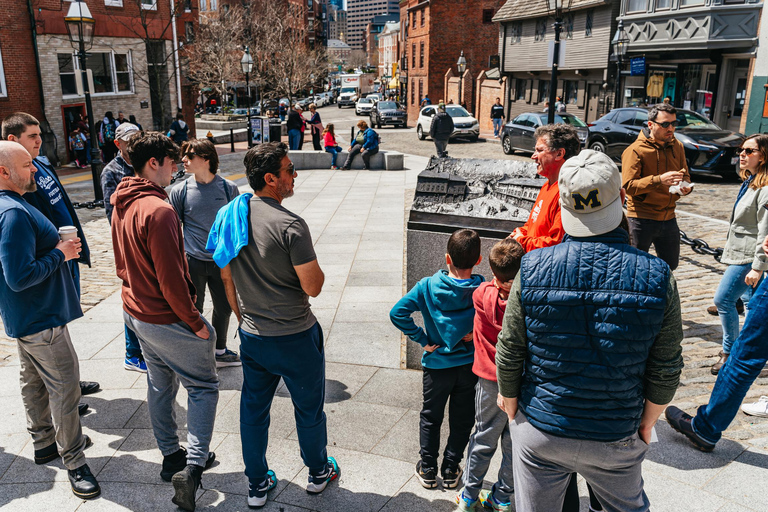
[458,76,463,108]
[547,18,563,125]
[78,40,103,202]
[614,59,622,111]
[245,70,252,148]
[230,128,235,152]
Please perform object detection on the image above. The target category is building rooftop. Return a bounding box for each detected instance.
[326,39,352,49]
[493,0,608,22]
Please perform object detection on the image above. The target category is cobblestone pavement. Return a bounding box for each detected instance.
[2,115,766,450]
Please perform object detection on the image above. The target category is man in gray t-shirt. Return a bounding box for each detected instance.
[170,139,240,368]
[220,142,339,508]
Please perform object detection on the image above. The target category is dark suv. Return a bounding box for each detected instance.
[369,100,407,128]
[587,107,745,179]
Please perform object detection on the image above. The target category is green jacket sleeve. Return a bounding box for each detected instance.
[643,274,684,404]
[496,276,528,398]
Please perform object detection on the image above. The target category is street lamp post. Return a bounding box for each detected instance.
[611,20,630,110]
[64,0,103,202]
[545,0,573,125]
[241,46,254,147]
[457,51,467,107]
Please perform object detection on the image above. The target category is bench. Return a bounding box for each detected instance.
[288,149,404,170]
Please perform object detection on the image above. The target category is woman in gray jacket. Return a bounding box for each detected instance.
[712,134,768,375]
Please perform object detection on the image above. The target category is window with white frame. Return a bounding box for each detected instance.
[59,51,133,96]
[141,0,157,10]
[0,46,6,98]
[105,0,124,6]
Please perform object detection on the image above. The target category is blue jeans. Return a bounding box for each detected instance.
[714,263,762,353]
[325,146,342,167]
[288,129,302,150]
[492,118,503,137]
[693,276,768,444]
[239,323,328,482]
[125,325,142,359]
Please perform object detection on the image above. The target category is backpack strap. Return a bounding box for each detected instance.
[180,178,189,225]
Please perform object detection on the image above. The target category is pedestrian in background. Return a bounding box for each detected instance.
[101,111,120,164]
[308,104,323,151]
[709,134,768,376]
[169,113,190,145]
[69,127,88,168]
[622,103,692,270]
[491,97,505,139]
[129,114,143,131]
[323,124,342,170]
[287,104,303,150]
[341,120,378,170]
[429,102,454,158]
[76,114,92,163]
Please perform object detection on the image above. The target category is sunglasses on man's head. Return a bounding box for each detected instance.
[739,147,758,156]
[650,120,679,128]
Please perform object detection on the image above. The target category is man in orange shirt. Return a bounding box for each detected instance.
[511,125,581,252]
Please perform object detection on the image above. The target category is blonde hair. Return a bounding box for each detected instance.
[322,123,335,137]
[739,134,768,189]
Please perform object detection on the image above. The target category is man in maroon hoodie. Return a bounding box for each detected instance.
[111,132,218,512]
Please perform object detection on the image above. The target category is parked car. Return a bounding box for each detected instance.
[355,97,376,116]
[501,113,588,155]
[416,105,481,142]
[232,108,249,116]
[366,93,382,102]
[586,107,745,179]
[369,101,407,128]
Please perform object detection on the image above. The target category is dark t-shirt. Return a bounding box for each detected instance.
[491,104,505,119]
[286,110,303,131]
[231,196,317,336]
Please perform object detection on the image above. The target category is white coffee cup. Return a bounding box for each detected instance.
[58,226,78,241]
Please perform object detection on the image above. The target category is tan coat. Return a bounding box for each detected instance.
[721,183,768,271]
[621,129,691,221]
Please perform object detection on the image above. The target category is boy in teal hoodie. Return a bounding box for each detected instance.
[390,229,484,491]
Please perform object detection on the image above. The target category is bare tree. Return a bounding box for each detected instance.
[347,50,368,70]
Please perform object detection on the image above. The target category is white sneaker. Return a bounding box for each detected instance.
[741,396,768,417]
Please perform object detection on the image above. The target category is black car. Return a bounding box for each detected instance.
[587,107,745,179]
[501,112,588,155]
[369,100,407,128]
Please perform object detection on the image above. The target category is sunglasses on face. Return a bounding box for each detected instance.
[651,120,679,128]
[739,147,758,156]
[184,152,198,159]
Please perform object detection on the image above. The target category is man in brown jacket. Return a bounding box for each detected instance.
[111,132,218,512]
[622,103,692,270]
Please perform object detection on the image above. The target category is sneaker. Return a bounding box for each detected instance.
[172,464,203,511]
[125,356,148,373]
[415,460,438,489]
[68,463,101,499]
[479,489,512,512]
[742,396,768,417]
[455,489,478,511]
[442,465,463,489]
[664,406,716,452]
[306,456,340,494]
[248,470,277,508]
[711,351,728,375]
[215,348,242,368]
[161,447,216,482]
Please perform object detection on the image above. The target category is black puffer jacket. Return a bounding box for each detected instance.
[430,111,454,139]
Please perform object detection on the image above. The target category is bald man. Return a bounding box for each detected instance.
[0,141,100,499]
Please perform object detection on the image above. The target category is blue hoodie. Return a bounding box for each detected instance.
[390,269,484,369]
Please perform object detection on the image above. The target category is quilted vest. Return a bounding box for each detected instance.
[519,229,670,442]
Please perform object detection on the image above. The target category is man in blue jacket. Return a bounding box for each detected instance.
[496,150,684,512]
[341,120,378,170]
[0,141,100,499]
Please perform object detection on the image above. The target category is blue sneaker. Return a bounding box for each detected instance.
[247,470,277,508]
[455,489,478,511]
[124,356,147,373]
[479,489,512,512]
[306,456,340,494]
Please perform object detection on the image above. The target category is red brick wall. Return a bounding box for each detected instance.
[476,75,506,134]
[0,1,44,124]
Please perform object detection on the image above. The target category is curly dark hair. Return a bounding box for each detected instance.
[125,131,180,175]
[244,142,289,192]
[534,124,581,160]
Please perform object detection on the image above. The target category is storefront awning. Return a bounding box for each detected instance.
[388,76,399,89]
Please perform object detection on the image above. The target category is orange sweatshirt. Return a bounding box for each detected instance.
[511,180,564,252]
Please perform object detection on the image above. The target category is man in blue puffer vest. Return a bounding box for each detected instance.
[496,150,684,512]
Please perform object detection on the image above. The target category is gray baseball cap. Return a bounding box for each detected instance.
[558,149,623,237]
[115,122,140,141]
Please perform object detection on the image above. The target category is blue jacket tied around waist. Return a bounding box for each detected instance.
[206,193,252,268]
[519,229,670,441]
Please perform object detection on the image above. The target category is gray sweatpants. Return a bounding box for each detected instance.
[510,411,650,512]
[17,325,87,470]
[125,312,219,467]
[462,377,514,501]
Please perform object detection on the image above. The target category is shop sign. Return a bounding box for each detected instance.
[630,57,646,76]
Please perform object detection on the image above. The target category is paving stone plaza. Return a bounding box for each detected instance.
[1,152,767,511]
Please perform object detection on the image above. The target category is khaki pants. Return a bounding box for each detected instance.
[18,325,87,470]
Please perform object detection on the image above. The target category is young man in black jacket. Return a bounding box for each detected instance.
[430,103,454,158]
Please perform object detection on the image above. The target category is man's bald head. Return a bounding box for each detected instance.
[0,141,36,194]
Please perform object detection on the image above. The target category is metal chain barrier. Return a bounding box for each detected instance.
[71,169,187,210]
[679,230,723,263]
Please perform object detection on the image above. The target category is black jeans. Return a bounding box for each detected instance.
[343,146,378,169]
[420,363,477,469]
[311,129,321,150]
[627,217,680,270]
[187,254,232,350]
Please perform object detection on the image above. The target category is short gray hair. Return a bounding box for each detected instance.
[534,124,580,160]
[648,103,676,121]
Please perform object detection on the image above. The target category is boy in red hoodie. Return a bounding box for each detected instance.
[456,238,524,512]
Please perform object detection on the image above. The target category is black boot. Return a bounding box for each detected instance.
[172,464,203,511]
[68,463,101,499]
[160,446,216,482]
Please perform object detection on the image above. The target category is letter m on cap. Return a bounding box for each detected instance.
[572,189,601,210]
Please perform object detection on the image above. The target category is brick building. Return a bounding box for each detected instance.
[400,0,505,125]
[0,0,198,165]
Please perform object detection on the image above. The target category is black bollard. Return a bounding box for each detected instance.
[351,126,354,143]
[230,128,235,152]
